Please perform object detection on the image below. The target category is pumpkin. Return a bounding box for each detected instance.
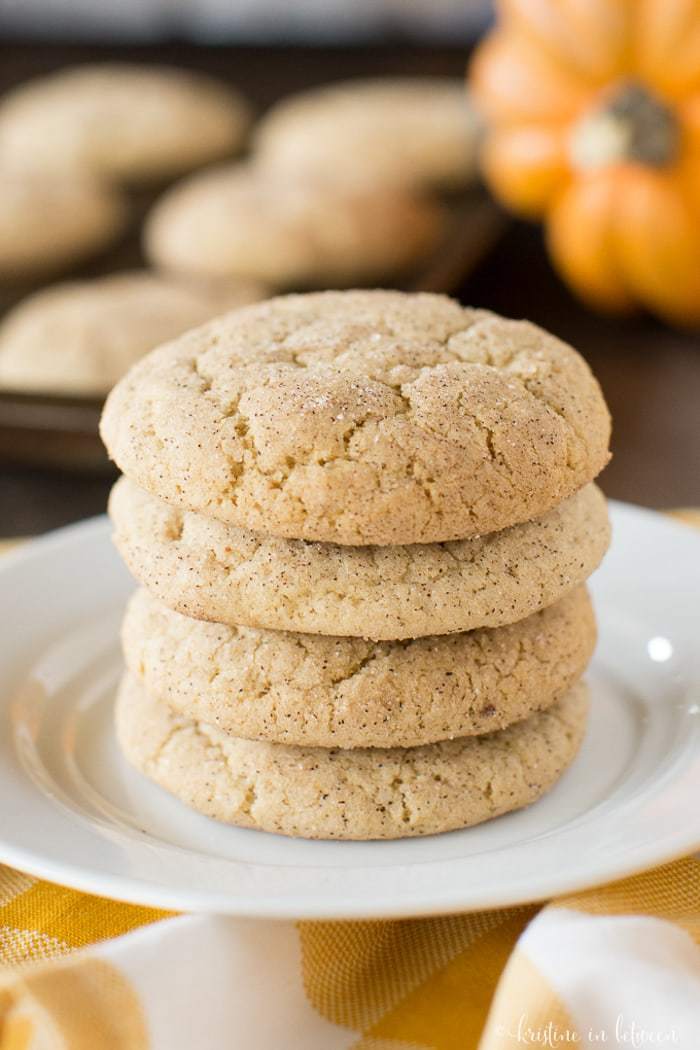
[470,0,700,324]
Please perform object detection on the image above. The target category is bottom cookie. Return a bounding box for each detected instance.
[116,674,589,840]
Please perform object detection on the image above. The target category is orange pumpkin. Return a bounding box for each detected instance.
[470,0,700,324]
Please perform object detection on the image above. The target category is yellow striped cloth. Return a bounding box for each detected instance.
[1,859,699,1047]
[0,517,699,1049]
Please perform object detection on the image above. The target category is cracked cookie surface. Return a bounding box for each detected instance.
[101,291,611,546]
[116,673,589,840]
[109,476,609,639]
[123,586,595,748]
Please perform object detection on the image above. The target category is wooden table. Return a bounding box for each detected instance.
[1,41,699,535]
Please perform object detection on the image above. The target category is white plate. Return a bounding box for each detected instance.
[0,502,699,919]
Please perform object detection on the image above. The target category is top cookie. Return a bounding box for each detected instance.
[101,291,611,546]
[255,78,479,190]
[0,64,251,184]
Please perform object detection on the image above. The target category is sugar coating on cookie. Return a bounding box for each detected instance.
[144,165,445,288]
[255,78,479,190]
[0,271,265,397]
[0,64,251,183]
[122,586,595,748]
[116,673,589,840]
[102,291,611,546]
[0,171,126,280]
[109,477,609,639]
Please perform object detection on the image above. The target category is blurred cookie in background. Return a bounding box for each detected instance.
[0,271,265,398]
[0,64,252,185]
[144,162,446,289]
[0,170,127,283]
[255,78,480,191]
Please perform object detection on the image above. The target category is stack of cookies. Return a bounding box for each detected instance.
[101,290,611,840]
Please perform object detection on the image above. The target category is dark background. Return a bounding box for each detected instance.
[1,42,699,536]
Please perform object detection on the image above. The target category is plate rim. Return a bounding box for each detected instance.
[1,835,699,921]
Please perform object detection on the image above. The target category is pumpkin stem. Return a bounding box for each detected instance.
[570,81,679,170]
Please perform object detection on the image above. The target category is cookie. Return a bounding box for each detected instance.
[144,165,444,289]
[122,586,595,748]
[101,291,611,545]
[255,78,479,190]
[0,170,126,281]
[116,673,589,840]
[0,64,251,183]
[0,271,265,397]
[109,477,609,640]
